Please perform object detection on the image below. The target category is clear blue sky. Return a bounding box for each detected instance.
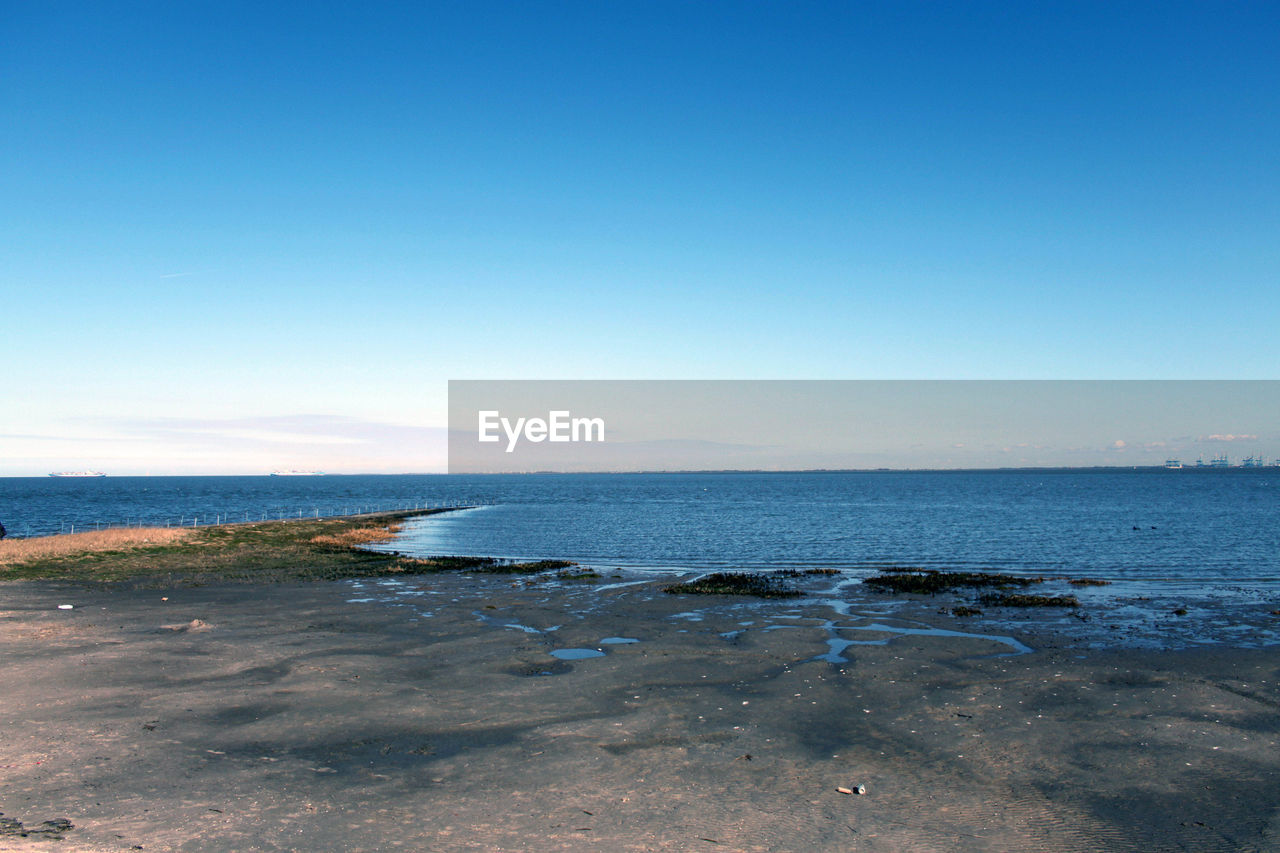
[3,2,1278,473]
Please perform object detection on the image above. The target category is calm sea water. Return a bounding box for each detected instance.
[0,475,468,537]
[3,470,1276,585]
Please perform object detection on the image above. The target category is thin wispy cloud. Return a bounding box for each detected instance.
[112,415,446,452]
[3,415,448,475]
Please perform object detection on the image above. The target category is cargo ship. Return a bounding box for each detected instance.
[269,470,325,476]
[49,471,106,478]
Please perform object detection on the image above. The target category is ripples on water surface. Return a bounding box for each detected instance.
[390,470,1280,586]
[3,470,1278,586]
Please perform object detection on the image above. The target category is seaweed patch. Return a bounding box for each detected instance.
[663,572,802,599]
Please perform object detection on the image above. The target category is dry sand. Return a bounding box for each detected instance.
[2,573,1279,852]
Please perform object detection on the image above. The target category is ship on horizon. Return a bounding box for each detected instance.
[49,471,106,478]
[269,470,325,477]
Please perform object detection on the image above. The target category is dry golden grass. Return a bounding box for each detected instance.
[309,523,403,548]
[0,527,195,565]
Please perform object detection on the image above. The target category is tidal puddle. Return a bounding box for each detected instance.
[811,622,1032,662]
[759,614,1033,663]
[550,648,606,660]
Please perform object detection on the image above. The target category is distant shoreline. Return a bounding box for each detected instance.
[3,464,1278,479]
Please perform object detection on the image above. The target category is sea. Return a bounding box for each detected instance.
[2,470,1277,587]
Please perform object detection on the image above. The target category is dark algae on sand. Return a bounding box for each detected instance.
[862,569,1043,594]
[663,571,802,599]
[864,568,1087,610]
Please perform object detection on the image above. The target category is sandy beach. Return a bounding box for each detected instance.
[3,569,1279,852]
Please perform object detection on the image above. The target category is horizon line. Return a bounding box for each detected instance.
[4,464,1276,478]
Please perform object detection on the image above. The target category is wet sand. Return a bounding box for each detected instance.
[2,573,1279,852]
